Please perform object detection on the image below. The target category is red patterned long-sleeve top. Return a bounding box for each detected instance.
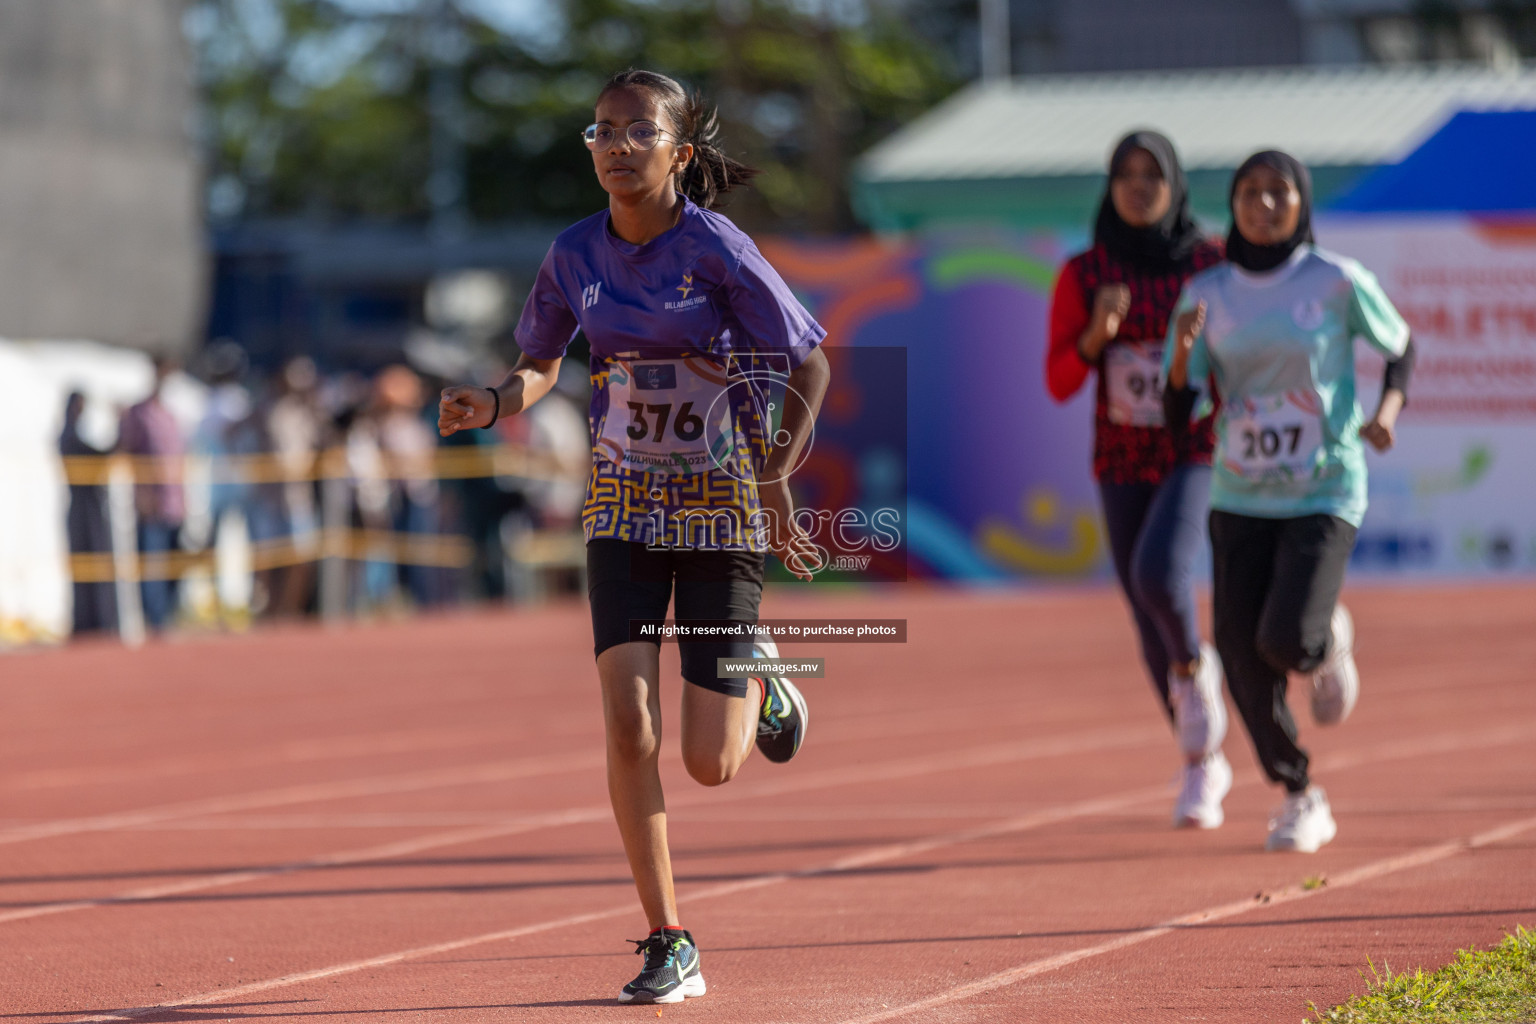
[1046,240,1222,485]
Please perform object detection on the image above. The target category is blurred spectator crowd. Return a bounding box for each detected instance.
[58,343,588,640]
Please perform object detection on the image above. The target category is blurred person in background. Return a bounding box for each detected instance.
[193,340,281,619]
[264,356,324,617]
[340,375,395,612]
[522,360,590,530]
[438,69,828,1005]
[59,391,117,636]
[374,364,446,609]
[195,341,255,534]
[439,356,530,602]
[1046,131,1230,830]
[1164,150,1414,854]
[118,357,187,632]
[490,359,591,601]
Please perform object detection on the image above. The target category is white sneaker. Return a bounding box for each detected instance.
[1311,604,1358,726]
[1172,750,1232,829]
[1265,786,1338,852]
[1170,643,1227,759]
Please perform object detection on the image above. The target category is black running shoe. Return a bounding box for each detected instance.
[618,929,706,1004]
[752,640,808,764]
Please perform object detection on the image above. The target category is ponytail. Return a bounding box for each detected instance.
[599,69,759,209]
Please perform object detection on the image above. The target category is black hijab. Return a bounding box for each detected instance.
[1226,150,1315,273]
[1093,130,1203,271]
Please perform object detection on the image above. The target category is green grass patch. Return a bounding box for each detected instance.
[1305,927,1536,1023]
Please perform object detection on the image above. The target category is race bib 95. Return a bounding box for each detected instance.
[1104,342,1165,427]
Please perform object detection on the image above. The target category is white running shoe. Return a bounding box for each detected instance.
[1311,604,1359,726]
[1170,643,1228,760]
[1172,750,1232,829]
[1265,786,1338,853]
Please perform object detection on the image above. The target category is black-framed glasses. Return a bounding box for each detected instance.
[581,121,676,152]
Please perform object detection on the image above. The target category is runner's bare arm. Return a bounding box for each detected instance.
[438,355,564,436]
[1361,388,1405,452]
[1078,284,1131,362]
[1362,336,1414,452]
[762,347,830,481]
[1167,300,1207,391]
[759,347,831,581]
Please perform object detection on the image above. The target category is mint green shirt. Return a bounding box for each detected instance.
[1162,245,1409,527]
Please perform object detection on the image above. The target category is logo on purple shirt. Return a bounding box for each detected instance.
[632,363,677,390]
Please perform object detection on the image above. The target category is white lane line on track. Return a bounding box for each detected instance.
[0,725,539,793]
[0,812,610,926]
[828,810,1536,1024]
[0,721,1157,850]
[66,784,1176,1024]
[2,685,1012,796]
[1322,721,1536,771]
[17,789,1533,832]
[61,720,1536,1024]
[0,751,608,849]
[3,725,1164,927]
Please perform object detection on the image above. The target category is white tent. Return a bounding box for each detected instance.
[0,339,207,643]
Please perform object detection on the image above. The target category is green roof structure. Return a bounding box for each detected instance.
[853,63,1536,232]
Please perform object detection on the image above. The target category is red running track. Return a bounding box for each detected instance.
[1,585,1533,1022]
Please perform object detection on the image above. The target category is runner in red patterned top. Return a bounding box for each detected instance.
[1049,241,1222,483]
[1045,130,1231,831]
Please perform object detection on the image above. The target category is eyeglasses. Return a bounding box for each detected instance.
[581,121,676,152]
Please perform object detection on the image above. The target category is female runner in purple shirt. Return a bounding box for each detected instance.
[438,69,830,1004]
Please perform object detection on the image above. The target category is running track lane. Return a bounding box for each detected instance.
[49,724,1536,1024]
[1,585,1532,1022]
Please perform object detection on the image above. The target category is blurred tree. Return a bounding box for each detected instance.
[187,0,958,233]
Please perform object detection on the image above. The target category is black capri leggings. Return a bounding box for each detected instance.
[1209,510,1357,794]
[587,538,766,698]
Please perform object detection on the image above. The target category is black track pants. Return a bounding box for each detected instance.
[1209,510,1358,794]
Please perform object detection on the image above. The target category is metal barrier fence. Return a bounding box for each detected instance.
[57,444,585,644]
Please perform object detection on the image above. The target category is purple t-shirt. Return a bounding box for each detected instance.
[514,196,825,548]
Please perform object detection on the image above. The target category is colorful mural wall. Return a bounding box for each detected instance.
[1324,214,1536,577]
[765,214,1536,582]
[760,230,1105,582]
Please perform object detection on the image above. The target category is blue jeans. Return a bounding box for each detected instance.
[137,521,181,632]
[1098,463,1211,719]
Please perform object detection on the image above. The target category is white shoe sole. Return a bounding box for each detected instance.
[1312,605,1358,726]
[1265,818,1337,853]
[1173,752,1233,830]
[1174,643,1228,759]
[619,971,707,1003]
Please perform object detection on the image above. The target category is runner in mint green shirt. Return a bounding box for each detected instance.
[1163,150,1416,855]
[1163,226,1408,528]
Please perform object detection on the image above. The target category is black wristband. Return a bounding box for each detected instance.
[1163,383,1198,441]
[483,385,500,429]
[1382,336,1416,405]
